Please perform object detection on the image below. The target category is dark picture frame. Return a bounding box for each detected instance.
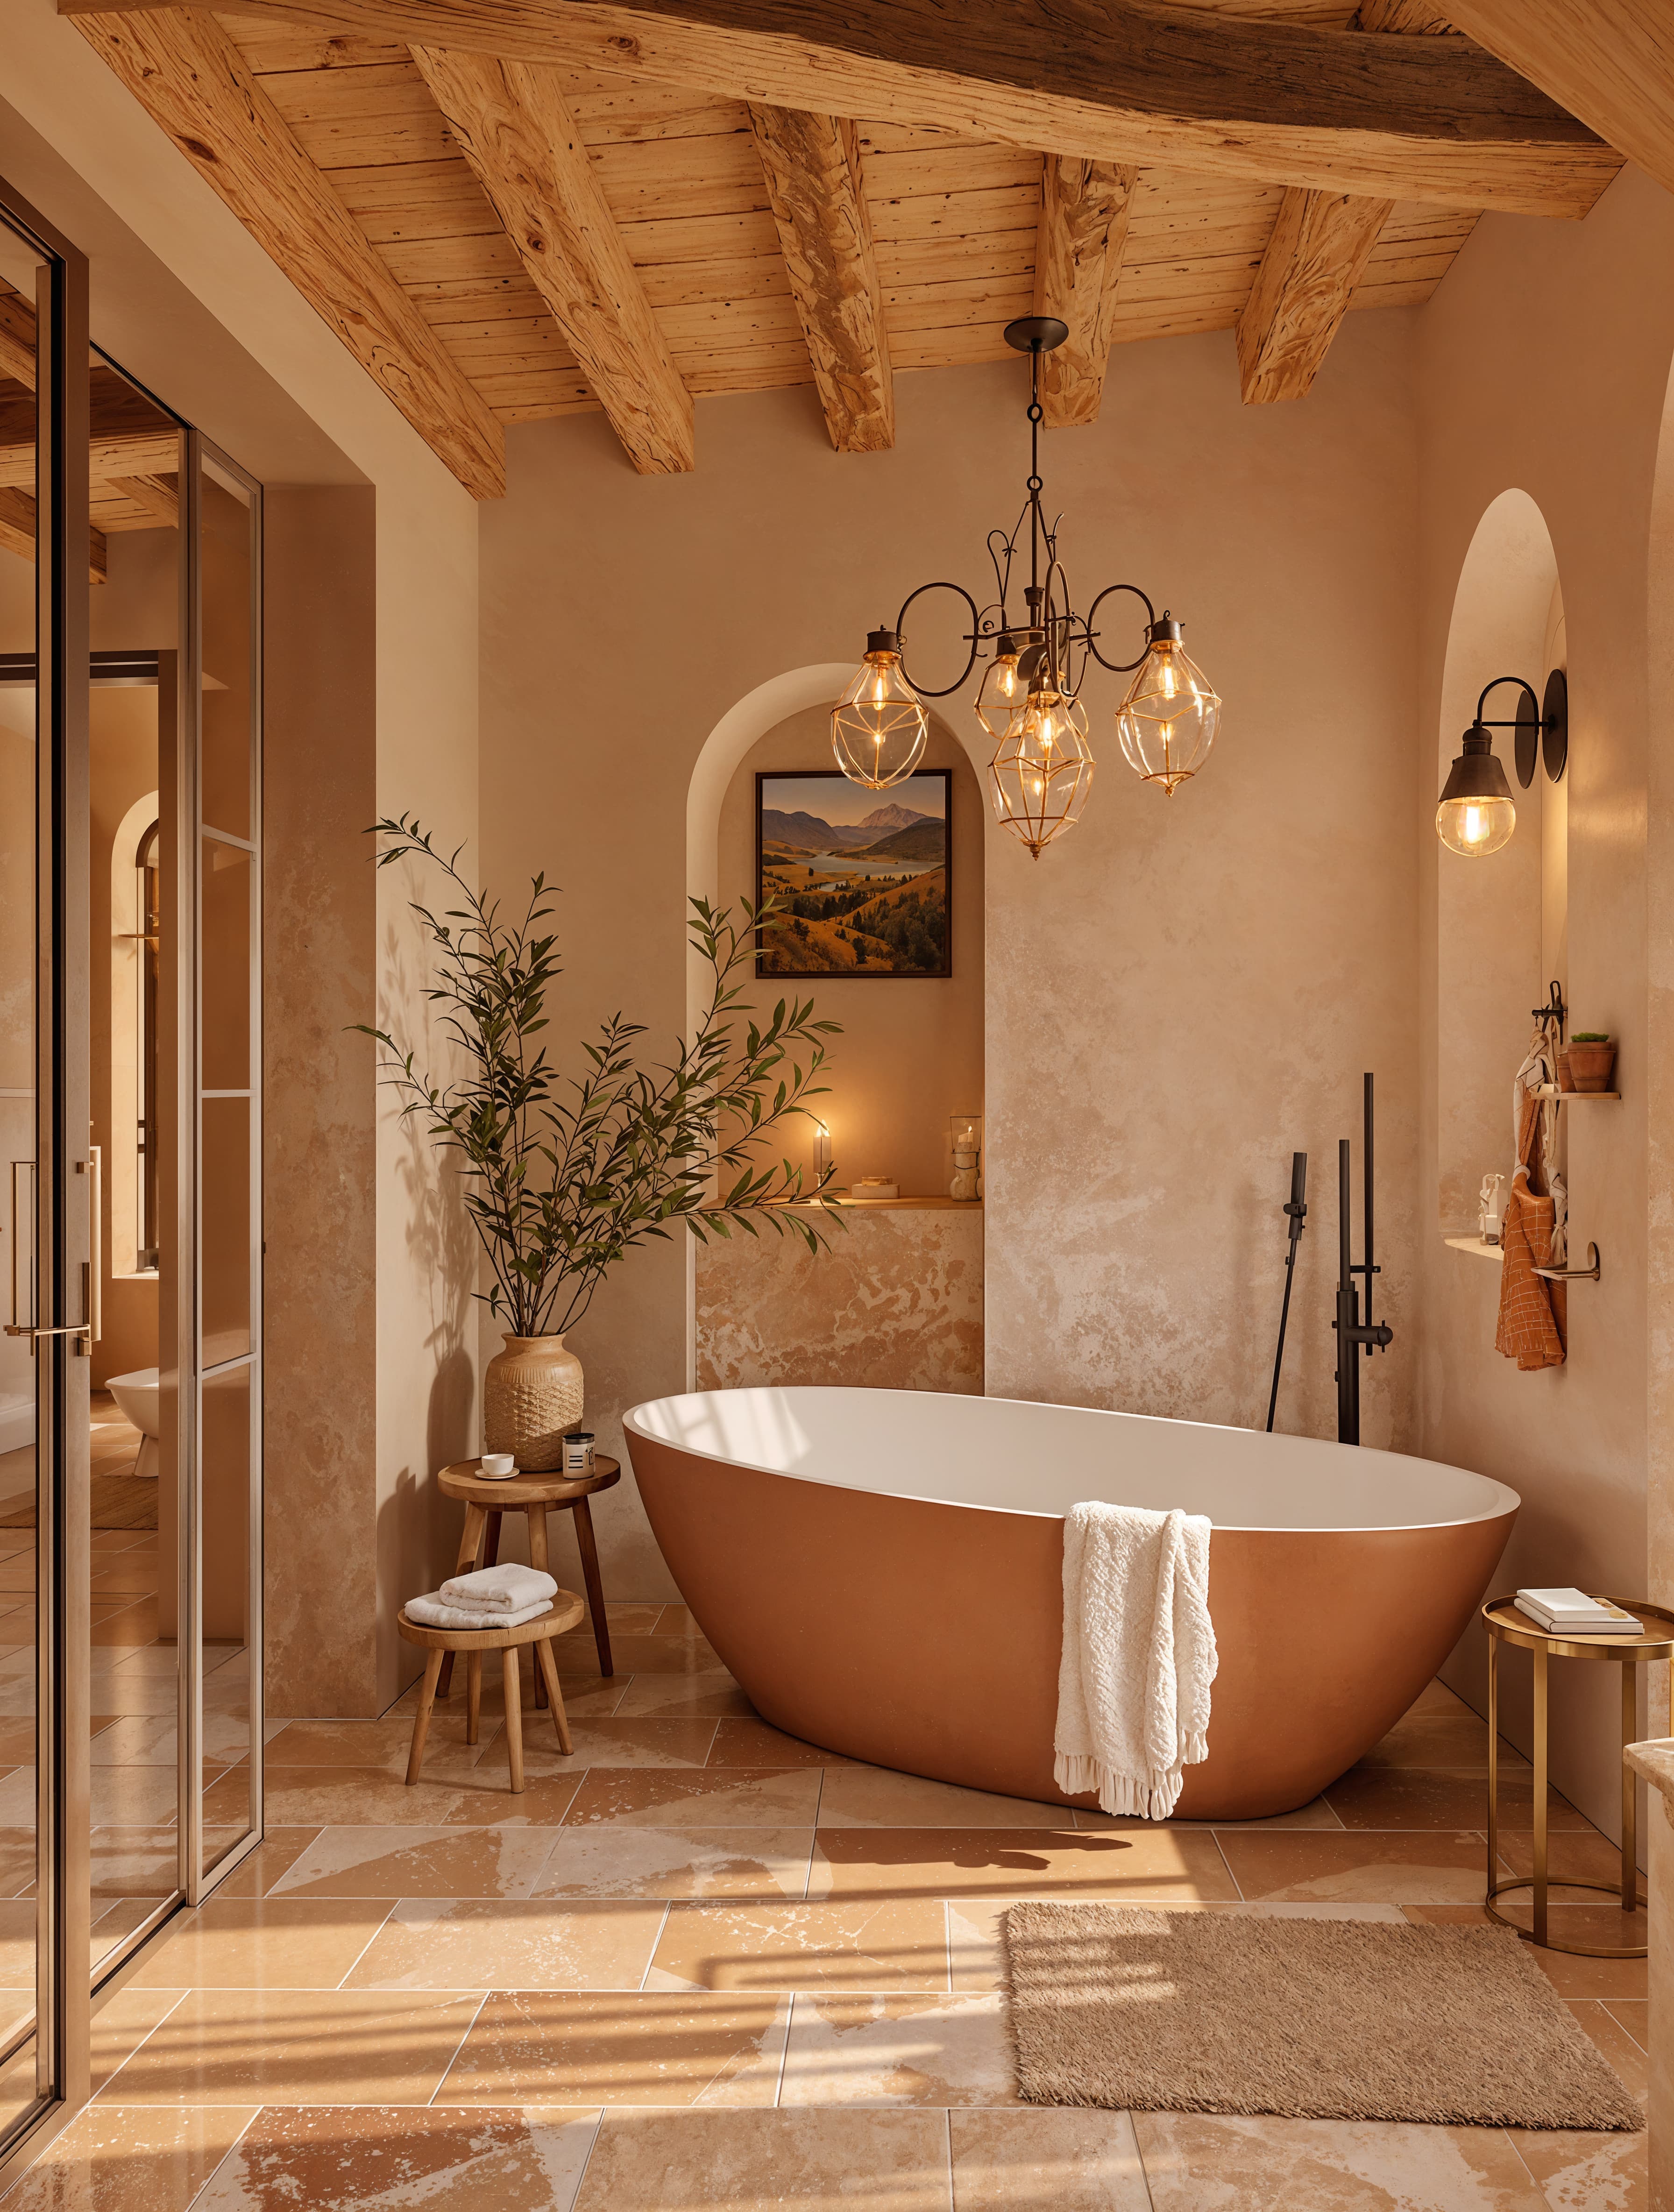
[755,767,953,979]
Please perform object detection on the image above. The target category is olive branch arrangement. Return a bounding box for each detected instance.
[358,814,843,1339]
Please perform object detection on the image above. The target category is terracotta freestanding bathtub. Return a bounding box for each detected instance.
[623,1385,1519,1819]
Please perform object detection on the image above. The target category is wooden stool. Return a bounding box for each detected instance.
[398,1591,584,1794]
[435,1457,622,1707]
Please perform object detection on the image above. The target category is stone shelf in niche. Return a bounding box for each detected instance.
[822,1195,983,1210]
[1445,1236,1504,1263]
[1534,1087,1621,1101]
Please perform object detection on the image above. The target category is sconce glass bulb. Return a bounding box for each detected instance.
[1115,618,1220,796]
[832,631,929,790]
[1436,723,1517,857]
[987,682,1094,859]
[974,644,1023,741]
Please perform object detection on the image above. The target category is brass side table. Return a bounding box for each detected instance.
[1482,1594,1674,1958]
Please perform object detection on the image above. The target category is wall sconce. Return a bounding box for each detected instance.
[811,1119,832,1193]
[1436,671,1568,858]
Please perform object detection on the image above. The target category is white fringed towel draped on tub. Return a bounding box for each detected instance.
[1053,1502,1218,1820]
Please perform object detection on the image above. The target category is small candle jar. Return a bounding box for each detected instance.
[562,1431,596,1476]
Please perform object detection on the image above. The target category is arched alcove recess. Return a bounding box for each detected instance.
[1645,348,1674,1632]
[683,666,987,1390]
[1435,491,1563,1236]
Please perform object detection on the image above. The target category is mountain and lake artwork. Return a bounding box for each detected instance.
[756,769,952,978]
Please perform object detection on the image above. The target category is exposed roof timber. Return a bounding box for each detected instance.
[69,8,505,497]
[0,373,182,488]
[1032,157,1136,429]
[410,45,694,472]
[109,472,181,526]
[0,287,35,390]
[1351,0,1460,30]
[0,485,107,582]
[1440,0,1674,205]
[1236,188,1393,403]
[74,0,1622,218]
[747,105,893,454]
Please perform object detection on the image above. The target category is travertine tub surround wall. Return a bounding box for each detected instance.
[696,1204,983,1396]
[1413,168,1674,1843]
[716,703,985,1204]
[480,309,1425,1605]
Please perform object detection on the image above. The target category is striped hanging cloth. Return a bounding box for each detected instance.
[1495,1041,1565,1371]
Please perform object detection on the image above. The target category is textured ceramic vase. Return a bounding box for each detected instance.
[484,1334,585,1471]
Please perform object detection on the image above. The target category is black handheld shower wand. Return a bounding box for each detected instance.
[1265,1152,1307,1433]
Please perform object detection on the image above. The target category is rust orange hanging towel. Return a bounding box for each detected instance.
[1495,1085,1565,1371]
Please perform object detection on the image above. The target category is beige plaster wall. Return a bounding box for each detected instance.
[1414,168,1674,1843]
[716,702,985,1200]
[480,308,1424,1602]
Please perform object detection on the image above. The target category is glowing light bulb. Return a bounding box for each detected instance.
[1116,615,1219,796]
[831,628,929,790]
[1435,719,1516,857]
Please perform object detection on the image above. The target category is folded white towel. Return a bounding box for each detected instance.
[440,1562,557,1613]
[405,1593,556,1632]
[1053,1501,1217,1822]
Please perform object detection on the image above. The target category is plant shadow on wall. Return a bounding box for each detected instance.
[357,814,843,1470]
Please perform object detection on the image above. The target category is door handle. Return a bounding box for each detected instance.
[3,1156,93,1352]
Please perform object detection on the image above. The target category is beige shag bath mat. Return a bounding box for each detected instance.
[1003,1904,1640,2131]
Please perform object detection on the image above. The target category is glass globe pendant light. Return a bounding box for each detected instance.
[830,626,929,790]
[1114,612,1220,795]
[829,316,1218,852]
[988,668,1095,858]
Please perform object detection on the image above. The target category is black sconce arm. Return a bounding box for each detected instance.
[1469,670,1569,790]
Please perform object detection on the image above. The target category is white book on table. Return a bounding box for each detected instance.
[1515,1588,1639,1633]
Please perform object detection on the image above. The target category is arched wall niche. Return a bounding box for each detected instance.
[1435,490,1565,1238]
[683,665,986,1390]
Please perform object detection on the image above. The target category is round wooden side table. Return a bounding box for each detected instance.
[434,1457,622,1703]
[1481,1594,1674,1957]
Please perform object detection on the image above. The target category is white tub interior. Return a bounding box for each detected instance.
[625,1386,1520,1533]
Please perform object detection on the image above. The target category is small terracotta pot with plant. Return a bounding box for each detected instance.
[1567,1033,1617,1092]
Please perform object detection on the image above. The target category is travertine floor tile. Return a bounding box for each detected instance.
[440,1991,790,2106]
[262,1716,500,1776]
[561,1768,821,1828]
[123,1896,395,1991]
[1404,1681,1477,1720]
[1496,1830,1642,1895]
[1324,1766,1586,1830]
[611,1674,755,1721]
[1085,1800,1341,1832]
[520,1722,717,1773]
[1566,2000,1649,2103]
[1404,1905,1649,2002]
[0,1829,38,1898]
[91,1987,187,2095]
[1360,1713,1529,1769]
[709,1721,856,1767]
[210,1830,320,1900]
[342,1897,665,1990]
[815,1766,1075,1830]
[652,1605,704,1638]
[572,2106,954,2211]
[553,1637,722,1680]
[532,1823,814,1900]
[89,1829,177,1900]
[945,1899,1404,1992]
[1510,2123,1647,2212]
[809,1826,1235,1903]
[780,1992,1019,2106]
[1219,1830,1487,1904]
[0,2100,255,2212]
[648,1900,950,1992]
[1134,2112,1551,2209]
[96,1987,483,2105]
[950,2107,1150,2211]
[221,1766,582,1828]
[191,2106,601,2212]
[1606,1999,1649,2051]
[269,1826,559,1900]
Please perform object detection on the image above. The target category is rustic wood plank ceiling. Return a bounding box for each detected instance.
[54,0,1643,492]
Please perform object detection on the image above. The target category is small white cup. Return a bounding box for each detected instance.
[480,1452,516,1479]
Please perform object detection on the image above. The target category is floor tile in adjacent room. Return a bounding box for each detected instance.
[123,1895,396,1991]
[532,1822,815,1900]
[268,1826,560,1900]
[561,1767,821,1828]
[647,1899,950,1992]
[571,2106,954,2212]
[343,1896,665,1990]
[439,1990,790,2107]
[1218,1829,1488,1904]
[809,1826,1236,1903]
[190,2104,602,2212]
[780,1992,1019,2107]
[1133,2111,1552,2210]
[96,1986,484,2106]
[950,2107,1151,2211]
[1,2100,256,2212]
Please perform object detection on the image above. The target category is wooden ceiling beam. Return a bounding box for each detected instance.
[109,472,181,527]
[0,430,181,489]
[747,105,892,454]
[78,0,1621,219]
[0,486,107,583]
[1033,156,1136,429]
[1352,0,1460,31]
[1235,188,1393,404]
[1439,1,1674,204]
[0,287,35,391]
[70,8,505,497]
[408,46,692,473]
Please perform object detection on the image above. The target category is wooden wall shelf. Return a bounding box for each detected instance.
[1535,1088,1621,1101]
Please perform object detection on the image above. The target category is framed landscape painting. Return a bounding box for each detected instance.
[756,768,952,978]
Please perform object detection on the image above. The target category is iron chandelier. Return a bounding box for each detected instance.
[831,316,1220,858]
